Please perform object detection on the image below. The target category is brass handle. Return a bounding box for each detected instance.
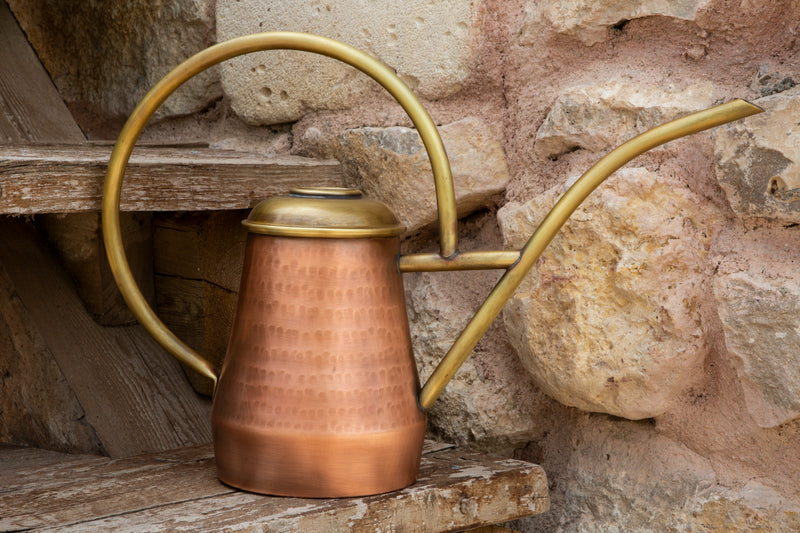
[103,32,459,391]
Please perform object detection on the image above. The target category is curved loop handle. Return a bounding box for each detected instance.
[102,32,458,391]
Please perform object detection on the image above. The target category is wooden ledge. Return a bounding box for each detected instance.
[0,144,343,214]
[0,441,548,532]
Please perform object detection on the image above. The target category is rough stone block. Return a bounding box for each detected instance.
[406,265,540,451]
[520,417,800,532]
[690,483,800,533]
[498,168,720,420]
[523,0,709,45]
[714,86,800,223]
[713,226,800,428]
[8,0,219,122]
[216,0,482,124]
[535,80,714,159]
[302,117,509,233]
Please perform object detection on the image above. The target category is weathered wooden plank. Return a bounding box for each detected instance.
[37,211,155,325]
[152,211,248,395]
[0,217,212,458]
[0,445,108,488]
[0,442,547,532]
[0,261,104,455]
[0,3,154,326]
[0,144,343,213]
[0,1,85,143]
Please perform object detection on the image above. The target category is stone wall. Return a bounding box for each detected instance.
[10,0,800,530]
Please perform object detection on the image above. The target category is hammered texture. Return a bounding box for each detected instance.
[210,235,426,496]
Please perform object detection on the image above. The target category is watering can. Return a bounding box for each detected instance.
[102,32,762,497]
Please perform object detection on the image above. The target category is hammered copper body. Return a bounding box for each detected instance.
[211,234,426,497]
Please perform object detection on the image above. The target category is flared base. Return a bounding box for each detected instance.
[212,420,427,498]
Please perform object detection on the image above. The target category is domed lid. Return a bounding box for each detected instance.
[242,187,405,238]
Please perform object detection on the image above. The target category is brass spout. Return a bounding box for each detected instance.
[417,98,763,410]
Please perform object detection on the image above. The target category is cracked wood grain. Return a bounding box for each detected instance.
[0,442,547,532]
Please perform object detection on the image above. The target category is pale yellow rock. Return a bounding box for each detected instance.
[535,80,714,159]
[524,0,709,45]
[216,0,481,124]
[498,168,720,419]
[714,86,800,223]
[302,117,509,233]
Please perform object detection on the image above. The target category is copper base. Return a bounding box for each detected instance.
[213,420,426,497]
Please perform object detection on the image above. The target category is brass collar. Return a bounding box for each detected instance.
[242,187,406,238]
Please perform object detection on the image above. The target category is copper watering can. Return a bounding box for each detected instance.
[102,32,762,497]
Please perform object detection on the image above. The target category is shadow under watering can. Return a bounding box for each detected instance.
[102,32,762,498]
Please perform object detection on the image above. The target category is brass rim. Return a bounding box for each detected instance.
[289,187,363,198]
[241,222,406,238]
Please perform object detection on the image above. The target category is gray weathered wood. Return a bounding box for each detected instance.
[0,1,85,143]
[0,0,144,326]
[152,211,248,395]
[0,264,104,455]
[0,144,344,213]
[0,442,548,532]
[0,218,212,458]
[37,211,156,325]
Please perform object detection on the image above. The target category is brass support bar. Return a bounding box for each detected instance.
[417,98,764,410]
[398,251,520,272]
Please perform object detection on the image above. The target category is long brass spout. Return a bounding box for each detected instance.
[417,98,763,410]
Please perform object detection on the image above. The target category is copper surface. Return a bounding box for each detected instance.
[211,235,426,497]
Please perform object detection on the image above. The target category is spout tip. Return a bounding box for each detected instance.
[731,98,765,116]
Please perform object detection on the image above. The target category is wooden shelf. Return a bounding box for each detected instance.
[0,441,548,532]
[0,144,344,214]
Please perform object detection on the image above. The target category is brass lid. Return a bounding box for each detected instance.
[242,187,406,238]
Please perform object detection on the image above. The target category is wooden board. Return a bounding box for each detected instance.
[152,211,249,395]
[0,261,104,455]
[0,442,548,532]
[37,211,156,325]
[0,144,343,213]
[0,217,212,458]
[0,0,85,143]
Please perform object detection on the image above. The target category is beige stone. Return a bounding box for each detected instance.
[535,80,714,159]
[518,418,800,532]
[302,117,509,233]
[498,167,720,420]
[406,267,540,451]
[713,229,800,428]
[216,0,481,124]
[714,86,800,223]
[524,0,709,45]
[7,0,219,120]
[558,420,717,531]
